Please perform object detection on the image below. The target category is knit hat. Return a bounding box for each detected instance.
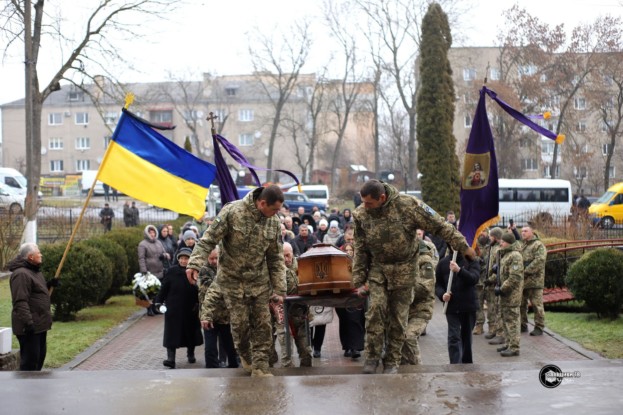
[176,247,193,259]
[489,227,503,240]
[330,220,339,229]
[183,230,197,241]
[501,232,516,244]
[319,219,328,228]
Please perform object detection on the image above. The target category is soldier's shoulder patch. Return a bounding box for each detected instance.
[418,200,439,218]
[513,264,519,270]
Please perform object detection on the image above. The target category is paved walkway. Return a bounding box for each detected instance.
[65,299,601,371]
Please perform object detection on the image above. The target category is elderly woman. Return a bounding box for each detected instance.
[138,224,169,316]
[155,247,204,369]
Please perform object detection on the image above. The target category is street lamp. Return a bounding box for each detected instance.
[387,173,395,182]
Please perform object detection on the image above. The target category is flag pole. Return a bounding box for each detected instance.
[442,250,459,314]
[49,94,134,294]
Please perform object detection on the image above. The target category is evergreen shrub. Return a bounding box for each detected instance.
[103,227,143,283]
[79,237,128,302]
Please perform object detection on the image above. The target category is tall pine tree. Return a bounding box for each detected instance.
[416,3,461,216]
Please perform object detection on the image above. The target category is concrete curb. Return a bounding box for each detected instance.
[58,309,147,371]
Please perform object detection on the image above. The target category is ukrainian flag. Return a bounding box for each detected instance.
[97,109,216,219]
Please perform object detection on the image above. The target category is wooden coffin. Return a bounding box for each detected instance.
[297,243,353,295]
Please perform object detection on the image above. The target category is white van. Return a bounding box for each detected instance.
[0,167,29,196]
[288,184,330,207]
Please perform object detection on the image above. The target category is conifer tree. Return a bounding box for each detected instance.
[184,136,193,153]
[416,3,461,215]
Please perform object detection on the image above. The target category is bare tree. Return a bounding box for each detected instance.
[247,20,311,183]
[0,0,176,242]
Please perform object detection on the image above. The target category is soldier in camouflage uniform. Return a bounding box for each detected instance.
[484,228,504,343]
[352,180,475,374]
[275,242,312,367]
[188,185,287,377]
[494,232,524,357]
[197,247,239,369]
[473,229,490,335]
[519,226,547,336]
[401,233,438,365]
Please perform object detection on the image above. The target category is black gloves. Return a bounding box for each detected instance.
[46,278,61,289]
[494,286,502,296]
[491,264,498,274]
[24,324,35,335]
[159,253,165,260]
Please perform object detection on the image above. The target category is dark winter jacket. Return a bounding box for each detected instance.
[9,257,53,336]
[435,253,480,314]
[138,225,167,279]
[155,264,203,349]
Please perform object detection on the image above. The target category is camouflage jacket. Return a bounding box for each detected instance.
[413,239,438,303]
[498,241,524,307]
[200,280,230,324]
[352,182,469,289]
[520,235,547,289]
[197,264,217,307]
[485,242,502,286]
[187,188,286,298]
[286,258,299,296]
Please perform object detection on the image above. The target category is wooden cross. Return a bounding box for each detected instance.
[206,112,219,135]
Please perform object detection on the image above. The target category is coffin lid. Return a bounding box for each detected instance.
[299,243,349,259]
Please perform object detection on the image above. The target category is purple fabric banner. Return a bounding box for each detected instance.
[459,88,500,248]
[212,134,301,206]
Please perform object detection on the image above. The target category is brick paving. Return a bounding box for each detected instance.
[68,299,599,372]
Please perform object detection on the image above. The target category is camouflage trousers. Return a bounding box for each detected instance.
[520,288,545,330]
[475,284,486,325]
[222,290,272,371]
[485,287,502,335]
[276,306,312,367]
[500,306,520,352]
[365,281,414,367]
[401,296,434,365]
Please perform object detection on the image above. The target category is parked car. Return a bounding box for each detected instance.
[283,192,327,213]
[0,184,25,214]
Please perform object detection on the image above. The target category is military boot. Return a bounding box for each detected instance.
[520,326,528,333]
[362,360,379,374]
[530,327,543,336]
[382,365,398,375]
[251,368,274,377]
[500,349,520,357]
[472,324,484,335]
[299,356,312,367]
[496,345,508,352]
[484,331,496,340]
[488,336,505,345]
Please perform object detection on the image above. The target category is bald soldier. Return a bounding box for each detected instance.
[187,185,287,377]
[353,180,476,374]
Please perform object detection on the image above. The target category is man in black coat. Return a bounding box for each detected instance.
[9,243,58,371]
[435,250,480,364]
[155,247,203,369]
[292,224,317,257]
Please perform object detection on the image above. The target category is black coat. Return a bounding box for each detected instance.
[435,253,480,314]
[155,265,203,349]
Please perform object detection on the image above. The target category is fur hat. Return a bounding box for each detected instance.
[319,219,328,228]
[501,232,516,244]
[183,230,197,241]
[176,247,193,259]
[489,227,503,240]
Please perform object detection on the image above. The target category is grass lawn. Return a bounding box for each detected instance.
[545,311,623,359]
[1,278,141,368]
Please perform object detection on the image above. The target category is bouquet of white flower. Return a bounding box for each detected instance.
[132,272,161,307]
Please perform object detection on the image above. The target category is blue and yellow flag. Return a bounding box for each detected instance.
[459,88,500,248]
[97,109,216,219]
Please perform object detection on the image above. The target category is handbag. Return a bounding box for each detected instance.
[309,306,334,327]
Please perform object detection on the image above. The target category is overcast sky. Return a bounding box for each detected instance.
[0,0,620,107]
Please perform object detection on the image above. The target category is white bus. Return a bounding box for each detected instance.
[497,179,572,226]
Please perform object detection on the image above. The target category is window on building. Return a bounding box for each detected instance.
[104,136,112,149]
[463,68,476,81]
[609,166,616,178]
[150,110,173,124]
[519,138,532,148]
[464,114,472,128]
[239,109,254,122]
[603,143,612,156]
[212,109,227,123]
[68,90,84,102]
[543,164,560,178]
[574,166,587,179]
[581,143,590,154]
[522,158,538,171]
[239,134,253,146]
[541,140,554,155]
[489,68,500,81]
[50,160,64,172]
[49,137,64,150]
[75,112,89,125]
[76,160,90,171]
[104,112,118,125]
[576,120,587,132]
[225,87,238,96]
[48,112,62,125]
[75,137,90,150]
[574,97,586,110]
[518,65,537,77]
